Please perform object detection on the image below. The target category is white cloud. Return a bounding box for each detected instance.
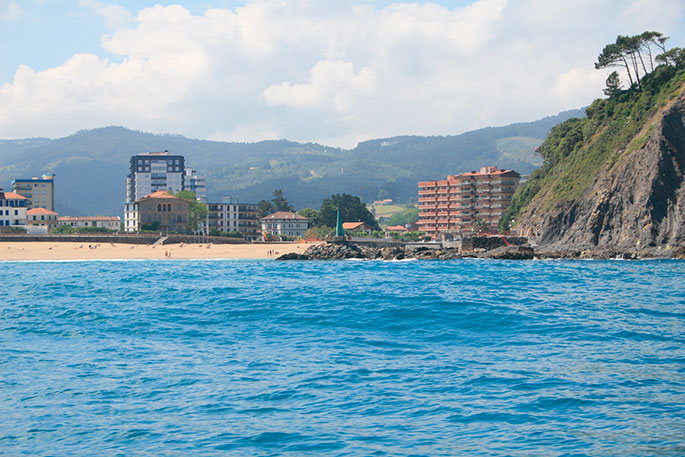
[0,1,22,21]
[79,0,133,30]
[0,0,683,146]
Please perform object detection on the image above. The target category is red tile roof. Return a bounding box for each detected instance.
[0,191,28,200]
[342,222,372,230]
[27,207,58,215]
[386,225,408,232]
[140,190,180,200]
[261,211,308,221]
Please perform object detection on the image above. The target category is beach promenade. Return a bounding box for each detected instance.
[0,242,316,261]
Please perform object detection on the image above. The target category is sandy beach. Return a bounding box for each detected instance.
[0,241,317,261]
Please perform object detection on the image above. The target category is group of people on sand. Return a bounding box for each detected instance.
[266,249,279,256]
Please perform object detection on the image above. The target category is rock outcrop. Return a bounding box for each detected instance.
[518,94,685,253]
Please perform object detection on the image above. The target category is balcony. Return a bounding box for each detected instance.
[418,190,435,196]
[418,197,435,203]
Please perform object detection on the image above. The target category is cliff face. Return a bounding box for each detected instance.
[513,71,685,251]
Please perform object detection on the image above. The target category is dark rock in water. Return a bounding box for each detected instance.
[479,246,535,260]
[276,252,309,260]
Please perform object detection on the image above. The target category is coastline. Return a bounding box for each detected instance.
[0,241,316,261]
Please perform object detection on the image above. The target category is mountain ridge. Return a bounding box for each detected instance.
[0,109,585,216]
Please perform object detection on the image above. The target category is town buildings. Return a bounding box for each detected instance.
[58,216,121,231]
[26,208,59,233]
[12,174,55,211]
[0,190,28,229]
[417,166,520,239]
[261,212,309,238]
[124,190,190,233]
[207,198,259,239]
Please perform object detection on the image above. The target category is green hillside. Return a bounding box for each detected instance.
[501,63,685,232]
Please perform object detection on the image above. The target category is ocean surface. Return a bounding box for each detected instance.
[1,259,684,456]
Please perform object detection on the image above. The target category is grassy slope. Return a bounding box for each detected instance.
[500,66,685,231]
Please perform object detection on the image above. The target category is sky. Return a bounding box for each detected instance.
[1,0,683,148]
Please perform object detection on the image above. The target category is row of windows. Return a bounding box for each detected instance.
[0,200,25,207]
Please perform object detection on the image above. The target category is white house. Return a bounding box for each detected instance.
[0,190,28,229]
[58,216,121,231]
[261,211,309,238]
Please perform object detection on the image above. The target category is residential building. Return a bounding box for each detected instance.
[58,216,121,231]
[417,166,520,239]
[0,190,28,229]
[124,190,190,233]
[125,151,208,205]
[261,212,309,238]
[207,197,259,239]
[12,174,55,211]
[342,222,374,234]
[185,167,207,202]
[26,208,59,233]
[126,151,186,203]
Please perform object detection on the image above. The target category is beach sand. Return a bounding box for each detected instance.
[0,241,317,261]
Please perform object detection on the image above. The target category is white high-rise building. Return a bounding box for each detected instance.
[126,151,207,204]
[184,167,207,202]
[126,151,186,203]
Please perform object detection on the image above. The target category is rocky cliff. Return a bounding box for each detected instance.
[510,67,685,253]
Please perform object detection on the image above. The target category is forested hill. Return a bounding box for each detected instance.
[0,109,583,217]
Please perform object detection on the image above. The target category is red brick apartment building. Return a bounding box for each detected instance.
[417,166,520,239]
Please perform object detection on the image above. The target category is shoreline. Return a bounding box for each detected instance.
[0,241,316,261]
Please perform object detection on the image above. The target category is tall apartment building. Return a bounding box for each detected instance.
[12,174,55,211]
[184,167,207,202]
[126,151,186,202]
[417,166,520,239]
[207,197,259,239]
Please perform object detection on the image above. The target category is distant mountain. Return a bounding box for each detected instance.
[0,109,585,216]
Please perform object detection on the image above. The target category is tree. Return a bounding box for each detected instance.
[271,189,294,212]
[603,71,623,97]
[258,189,293,217]
[656,47,685,68]
[175,191,209,233]
[596,32,670,91]
[318,193,379,230]
[297,208,319,226]
[257,199,275,218]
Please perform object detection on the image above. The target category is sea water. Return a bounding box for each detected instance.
[1,259,684,456]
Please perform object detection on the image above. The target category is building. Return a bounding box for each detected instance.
[0,190,28,229]
[342,221,374,234]
[185,168,207,202]
[207,197,259,239]
[417,166,520,239]
[26,208,59,233]
[125,151,208,205]
[58,216,121,231]
[12,174,55,211]
[124,190,190,233]
[126,151,186,203]
[261,211,309,238]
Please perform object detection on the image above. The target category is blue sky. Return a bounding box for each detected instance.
[1,0,683,146]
